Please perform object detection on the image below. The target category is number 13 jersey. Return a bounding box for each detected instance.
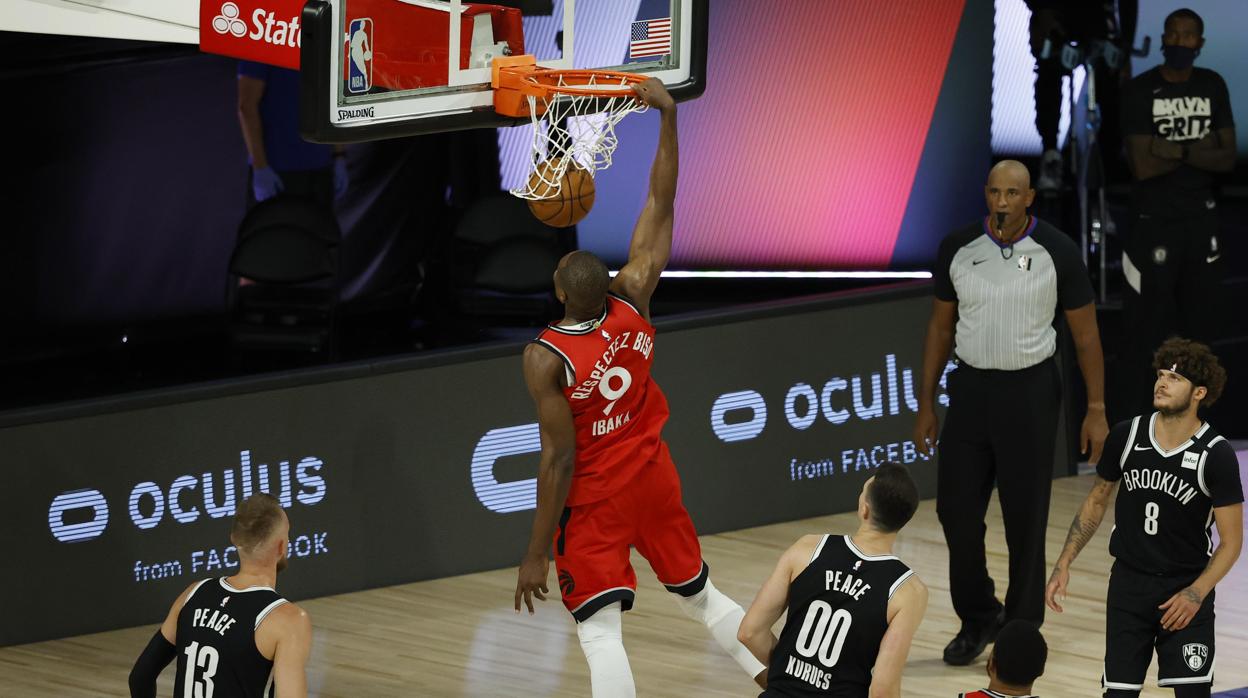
[174,577,289,698]
[533,293,669,506]
[1096,413,1243,576]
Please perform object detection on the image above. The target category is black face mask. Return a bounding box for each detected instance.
[1162,44,1199,70]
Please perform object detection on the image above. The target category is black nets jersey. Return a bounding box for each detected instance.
[763,535,914,697]
[174,578,290,698]
[1096,414,1244,575]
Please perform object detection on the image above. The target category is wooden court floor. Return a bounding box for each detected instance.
[4,470,1247,697]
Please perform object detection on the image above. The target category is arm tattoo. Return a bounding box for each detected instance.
[1181,587,1202,604]
[1061,510,1101,561]
[1060,479,1113,563]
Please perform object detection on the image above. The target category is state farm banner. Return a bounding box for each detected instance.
[200,0,304,69]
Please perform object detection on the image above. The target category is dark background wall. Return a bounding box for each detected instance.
[0,285,983,646]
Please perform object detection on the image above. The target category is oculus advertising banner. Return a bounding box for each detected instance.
[2,285,961,646]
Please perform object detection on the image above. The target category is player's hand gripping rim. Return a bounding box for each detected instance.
[515,552,551,615]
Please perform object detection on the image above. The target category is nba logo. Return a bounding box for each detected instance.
[347,18,373,95]
[853,561,862,571]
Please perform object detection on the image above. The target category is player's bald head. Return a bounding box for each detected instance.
[555,251,610,310]
[987,159,1032,190]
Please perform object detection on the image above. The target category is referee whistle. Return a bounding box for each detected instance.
[995,212,1007,239]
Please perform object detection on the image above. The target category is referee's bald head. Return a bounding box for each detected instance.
[987,159,1032,190]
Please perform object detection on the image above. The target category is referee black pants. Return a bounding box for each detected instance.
[936,357,1060,628]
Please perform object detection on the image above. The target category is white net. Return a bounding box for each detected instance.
[510,73,649,200]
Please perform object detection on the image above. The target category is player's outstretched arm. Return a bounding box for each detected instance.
[738,535,820,688]
[515,344,577,615]
[269,604,313,698]
[1160,503,1242,632]
[1046,476,1117,613]
[914,298,956,456]
[869,576,928,698]
[609,78,677,322]
[129,581,197,697]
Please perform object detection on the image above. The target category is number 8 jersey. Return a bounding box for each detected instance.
[534,293,669,506]
[1096,413,1243,576]
[764,535,914,697]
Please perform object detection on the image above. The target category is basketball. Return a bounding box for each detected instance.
[526,159,596,228]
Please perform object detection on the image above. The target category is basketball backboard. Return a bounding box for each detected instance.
[299,0,706,143]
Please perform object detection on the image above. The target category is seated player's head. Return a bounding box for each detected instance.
[1151,337,1225,416]
[554,250,610,315]
[230,493,291,573]
[857,462,919,533]
[987,620,1047,691]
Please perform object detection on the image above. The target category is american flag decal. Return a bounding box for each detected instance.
[629,17,672,59]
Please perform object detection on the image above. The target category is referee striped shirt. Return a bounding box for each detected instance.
[934,216,1093,371]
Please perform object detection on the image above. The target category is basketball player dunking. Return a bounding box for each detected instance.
[129,494,312,698]
[738,463,928,697]
[513,78,766,696]
[1045,338,1243,698]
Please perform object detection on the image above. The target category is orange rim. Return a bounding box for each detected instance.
[492,55,647,117]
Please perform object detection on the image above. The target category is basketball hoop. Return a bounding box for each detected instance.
[493,55,650,200]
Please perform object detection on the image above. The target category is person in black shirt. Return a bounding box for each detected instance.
[129,494,313,698]
[1045,338,1243,698]
[738,463,927,698]
[1120,8,1237,415]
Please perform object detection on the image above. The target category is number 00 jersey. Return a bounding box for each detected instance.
[533,294,669,506]
[1096,414,1244,575]
[764,535,915,698]
[174,577,289,698]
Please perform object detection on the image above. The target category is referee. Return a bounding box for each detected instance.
[913,160,1109,666]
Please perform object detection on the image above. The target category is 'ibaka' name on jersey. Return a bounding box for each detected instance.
[191,607,238,636]
[826,569,872,601]
[592,412,631,436]
[569,330,654,400]
[1122,468,1199,506]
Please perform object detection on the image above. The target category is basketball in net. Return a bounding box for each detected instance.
[526,158,596,227]
[492,55,650,222]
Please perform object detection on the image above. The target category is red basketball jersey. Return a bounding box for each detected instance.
[533,294,670,506]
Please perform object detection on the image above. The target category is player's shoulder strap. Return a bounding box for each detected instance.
[254,596,291,631]
[1189,421,1222,451]
[186,578,214,603]
[1115,414,1145,472]
[529,338,576,387]
[607,292,644,319]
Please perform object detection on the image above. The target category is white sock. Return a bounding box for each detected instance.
[577,602,635,698]
[675,578,767,678]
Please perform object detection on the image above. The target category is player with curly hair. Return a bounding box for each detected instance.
[1044,337,1242,697]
